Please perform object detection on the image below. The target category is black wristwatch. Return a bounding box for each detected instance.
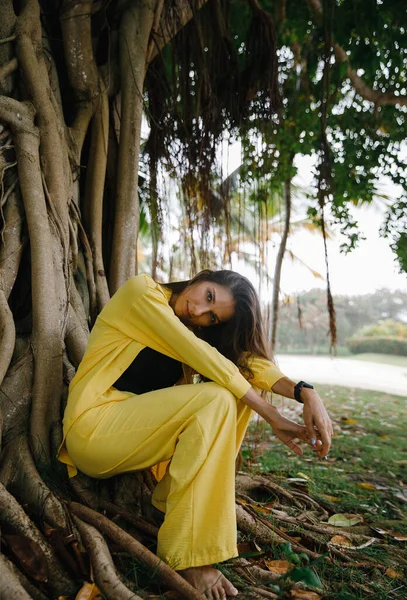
[294,381,314,404]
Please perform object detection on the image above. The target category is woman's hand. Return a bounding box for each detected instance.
[270,377,333,458]
[240,388,314,456]
[269,413,309,456]
[301,388,333,458]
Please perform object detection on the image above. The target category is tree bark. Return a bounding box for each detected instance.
[0,483,76,597]
[271,178,291,353]
[74,517,142,600]
[109,0,155,291]
[148,0,209,63]
[16,0,70,235]
[0,97,63,465]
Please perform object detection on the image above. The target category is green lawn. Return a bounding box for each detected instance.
[238,385,407,599]
[348,353,407,367]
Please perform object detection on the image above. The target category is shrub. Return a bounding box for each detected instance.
[347,336,407,356]
[357,319,407,339]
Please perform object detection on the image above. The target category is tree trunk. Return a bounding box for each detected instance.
[109,0,155,291]
[0,1,213,597]
[271,177,292,353]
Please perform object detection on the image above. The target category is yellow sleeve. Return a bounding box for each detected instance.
[246,354,286,392]
[102,274,251,399]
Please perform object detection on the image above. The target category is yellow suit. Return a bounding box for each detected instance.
[58,274,284,569]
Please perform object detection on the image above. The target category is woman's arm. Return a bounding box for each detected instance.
[240,384,332,458]
[107,275,252,399]
[271,376,333,457]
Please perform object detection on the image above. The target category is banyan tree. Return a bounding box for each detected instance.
[0,0,406,597]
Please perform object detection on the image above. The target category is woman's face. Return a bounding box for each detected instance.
[173,281,235,328]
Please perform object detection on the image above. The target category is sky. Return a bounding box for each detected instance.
[279,156,407,296]
[225,146,407,298]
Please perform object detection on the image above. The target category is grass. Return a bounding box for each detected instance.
[277,350,407,368]
[348,353,407,368]
[240,385,407,599]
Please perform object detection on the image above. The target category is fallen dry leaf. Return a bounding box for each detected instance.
[330,535,353,547]
[253,505,273,515]
[75,582,104,599]
[371,527,407,541]
[237,540,263,556]
[3,534,48,583]
[290,591,321,600]
[264,559,294,575]
[358,483,377,491]
[320,494,341,503]
[236,497,249,505]
[342,418,358,425]
[327,513,364,527]
[297,472,310,480]
[385,568,404,580]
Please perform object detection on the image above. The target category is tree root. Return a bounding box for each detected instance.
[70,501,205,600]
[0,434,70,530]
[0,553,32,600]
[0,483,77,597]
[237,503,321,560]
[0,351,33,443]
[0,289,15,388]
[232,560,280,584]
[269,509,378,542]
[73,516,143,600]
[0,187,24,298]
[237,473,304,509]
[244,503,321,559]
[0,553,49,600]
[70,474,159,537]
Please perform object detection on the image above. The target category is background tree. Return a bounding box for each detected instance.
[276,288,407,353]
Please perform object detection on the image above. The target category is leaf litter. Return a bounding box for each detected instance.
[235,385,407,598]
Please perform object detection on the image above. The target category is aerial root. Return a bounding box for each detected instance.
[0,434,70,530]
[73,516,143,600]
[240,502,321,559]
[0,482,77,597]
[70,473,159,537]
[0,554,32,600]
[70,501,205,600]
[0,553,49,600]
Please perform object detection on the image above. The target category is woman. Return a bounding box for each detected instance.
[58,270,332,599]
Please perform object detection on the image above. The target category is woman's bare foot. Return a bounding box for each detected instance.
[179,565,238,599]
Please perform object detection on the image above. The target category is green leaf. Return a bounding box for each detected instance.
[287,552,302,565]
[299,552,310,564]
[328,513,364,527]
[280,541,292,556]
[287,567,323,588]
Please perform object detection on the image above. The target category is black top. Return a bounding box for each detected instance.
[113,347,183,394]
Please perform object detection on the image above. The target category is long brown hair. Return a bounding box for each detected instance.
[165,270,273,377]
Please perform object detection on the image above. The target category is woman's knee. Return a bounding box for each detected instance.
[201,382,237,413]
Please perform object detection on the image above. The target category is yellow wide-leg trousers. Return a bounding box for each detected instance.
[65,382,253,570]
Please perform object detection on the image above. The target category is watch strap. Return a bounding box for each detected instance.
[294,380,314,403]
